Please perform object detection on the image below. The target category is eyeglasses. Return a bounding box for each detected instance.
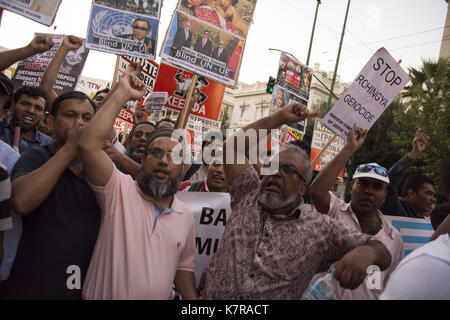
[146,147,180,163]
[356,164,388,177]
[134,25,148,31]
[264,162,305,182]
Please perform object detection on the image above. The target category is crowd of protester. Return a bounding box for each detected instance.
[0,34,449,300]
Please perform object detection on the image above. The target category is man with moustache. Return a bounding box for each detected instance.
[198,104,392,299]
[125,121,156,163]
[0,87,53,154]
[309,124,404,300]
[2,91,100,299]
[79,64,197,300]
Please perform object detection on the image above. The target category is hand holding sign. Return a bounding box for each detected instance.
[346,123,368,154]
[28,34,54,54]
[62,35,83,52]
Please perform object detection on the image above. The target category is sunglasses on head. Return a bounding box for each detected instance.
[356,164,388,177]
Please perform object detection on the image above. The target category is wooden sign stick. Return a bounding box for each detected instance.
[310,133,338,166]
[175,73,199,129]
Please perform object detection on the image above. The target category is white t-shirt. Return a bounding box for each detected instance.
[380,233,450,300]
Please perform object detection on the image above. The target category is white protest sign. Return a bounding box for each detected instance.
[142,92,168,111]
[175,192,230,286]
[322,47,410,139]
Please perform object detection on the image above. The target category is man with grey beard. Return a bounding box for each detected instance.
[79,63,197,300]
[198,103,392,300]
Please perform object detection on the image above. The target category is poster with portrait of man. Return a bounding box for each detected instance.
[86,1,160,59]
[276,52,313,100]
[161,10,244,88]
[11,33,89,94]
[94,0,161,18]
[0,0,62,26]
[269,84,307,134]
[177,0,257,39]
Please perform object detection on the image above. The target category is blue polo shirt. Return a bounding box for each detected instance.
[0,117,53,154]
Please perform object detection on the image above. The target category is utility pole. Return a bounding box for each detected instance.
[326,0,351,110]
[306,0,321,66]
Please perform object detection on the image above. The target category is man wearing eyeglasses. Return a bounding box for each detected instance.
[198,106,392,300]
[118,19,155,55]
[79,63,197,300]
[309,124,403,300]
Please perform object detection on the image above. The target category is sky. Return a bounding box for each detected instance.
[0,0,447,85]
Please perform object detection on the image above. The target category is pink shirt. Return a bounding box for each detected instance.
[82,167,195,300]
[325,191,404,300]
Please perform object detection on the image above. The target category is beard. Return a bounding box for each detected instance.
[136,167,182,200]
[258,189,299,210]
[128,150,143,163]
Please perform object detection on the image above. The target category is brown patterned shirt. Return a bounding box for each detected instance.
[198,167,371,299]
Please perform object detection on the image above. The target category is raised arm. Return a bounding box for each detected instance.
[79,63,145,187]
[223,103,319,186]
[380,128,430,215]
[11,124,83,215]
[103,140,140,178]
[0,34,53,71]
[40,35,83,108]
[309,124,367,214]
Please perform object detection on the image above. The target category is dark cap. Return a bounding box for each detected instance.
[145,128,175,150]
[0,73,14,97]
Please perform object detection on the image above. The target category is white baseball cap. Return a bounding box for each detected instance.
[352,163,390,184]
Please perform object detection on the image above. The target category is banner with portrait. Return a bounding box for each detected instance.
[269,84,307,135]
[276,52,313,100]
[177,0,257,39]
[0,0,61,26]
[86,0,161,60]
[160,8,248,88]
[10,33,89,94]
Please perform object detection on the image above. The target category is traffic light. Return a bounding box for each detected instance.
[266,76,276,94]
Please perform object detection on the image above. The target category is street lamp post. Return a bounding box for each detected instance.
[326,0,351,111]
[306,0,321,66]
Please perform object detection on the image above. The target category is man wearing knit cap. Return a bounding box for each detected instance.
[79,62,197,300]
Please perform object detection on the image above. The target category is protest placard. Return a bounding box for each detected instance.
[75,75,111,99]
[160,5,250,88]
[322,47,410,139]
[86,1,161,59]
[175,192,230,286]
[142,91,168,111]
[177,0,257,39]
[269,84,308,135]
[10,33,89,94]
[113,55,159,110]
[310,118,346,178]
[385,215,434,256]
[276,52,313,100]
[0,0,61,26]
[154,62,225,155]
